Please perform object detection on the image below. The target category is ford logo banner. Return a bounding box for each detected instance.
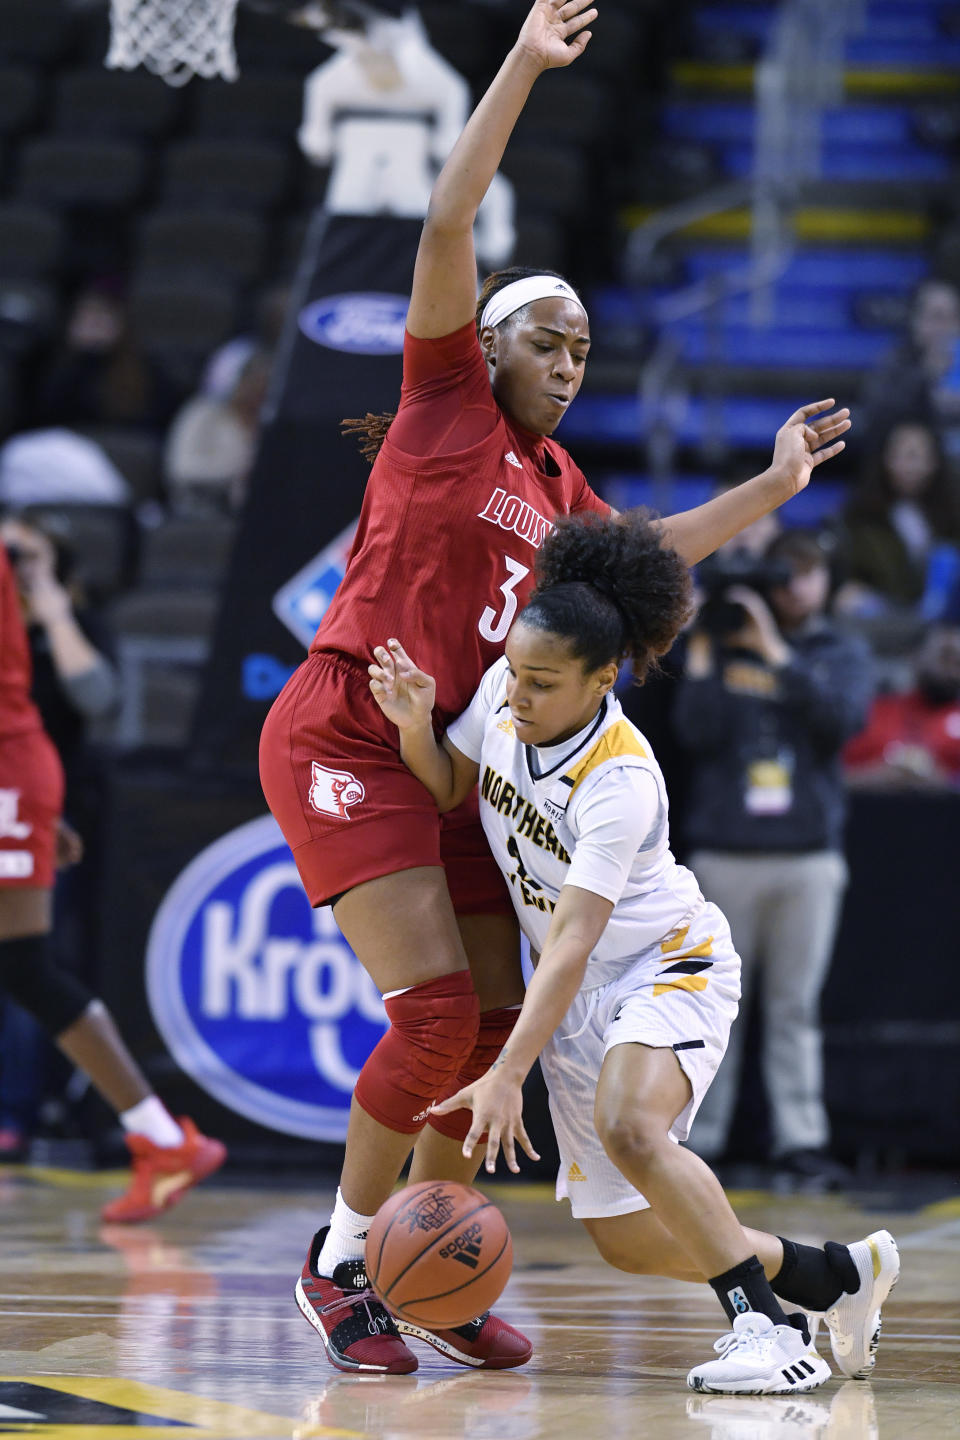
[298,292,409,355]
[146,815,387,1141]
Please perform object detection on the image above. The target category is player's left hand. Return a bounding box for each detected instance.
[55,818,84,869]
[430,1067,540,1176]
[770,400,850,496]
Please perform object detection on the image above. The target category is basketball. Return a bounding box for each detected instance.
[365,1181,513,1329]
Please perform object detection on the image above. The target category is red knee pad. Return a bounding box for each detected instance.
[427,1004,521,1143]
[354,969,480,1134]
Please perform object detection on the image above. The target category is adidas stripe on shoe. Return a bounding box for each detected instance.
[295,1228,417,1374]
[687,1312,831,1396]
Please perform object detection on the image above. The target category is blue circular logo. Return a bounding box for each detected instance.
[146,815,387,1141]
[298,292,408,354]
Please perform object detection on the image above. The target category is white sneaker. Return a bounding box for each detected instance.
[820,1229,899,1379]
[687,1312,831,1396]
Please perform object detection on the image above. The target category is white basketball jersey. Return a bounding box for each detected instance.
[447,657,704,987]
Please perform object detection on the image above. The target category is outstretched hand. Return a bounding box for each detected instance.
[368,638,437,731]
[517,0,597,71]
[770,400,851,496]
[430,1066,541,1176]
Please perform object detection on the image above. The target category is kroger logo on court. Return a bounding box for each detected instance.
[146,815,387,1141]
[298,292,408,354]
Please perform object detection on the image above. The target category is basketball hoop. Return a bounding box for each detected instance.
[106,0,240,87]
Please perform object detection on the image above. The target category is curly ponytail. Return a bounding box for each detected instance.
[342,266,581,463]
[524,510,692,682]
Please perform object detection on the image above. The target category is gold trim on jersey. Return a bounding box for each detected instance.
[655,929,715,996]
[653,975,710,997]
[660,935,715,961]
[564,720,649,799]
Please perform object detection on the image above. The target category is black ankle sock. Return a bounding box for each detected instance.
[773,1238,860,1311]
[709,1254,802,1335]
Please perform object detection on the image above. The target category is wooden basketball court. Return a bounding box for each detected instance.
[1,1163,957,1438]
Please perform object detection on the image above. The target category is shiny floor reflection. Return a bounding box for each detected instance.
[0,1163,957,1437]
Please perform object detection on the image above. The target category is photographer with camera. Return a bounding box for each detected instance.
[673,531,874,1189]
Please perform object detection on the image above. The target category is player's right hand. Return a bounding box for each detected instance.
[430,1069,541,1177]
[368,639,437,730]
[517,0,596,72]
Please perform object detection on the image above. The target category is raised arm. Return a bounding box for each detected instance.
[657,401,852,566]
[406,0,595,340]
[368,639,479,811]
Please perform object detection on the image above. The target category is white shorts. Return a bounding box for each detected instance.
[540,901,741,1220]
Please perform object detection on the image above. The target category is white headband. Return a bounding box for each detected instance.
[480,275,588,333]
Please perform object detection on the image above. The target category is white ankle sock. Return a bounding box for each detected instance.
[317,1188,377,1274]
[119,1097,184,1148]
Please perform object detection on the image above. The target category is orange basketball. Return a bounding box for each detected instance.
[365,1180,513,1329]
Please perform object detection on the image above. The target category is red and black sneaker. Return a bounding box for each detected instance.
[394,1311,533,1369]
[295,1228,418,1374]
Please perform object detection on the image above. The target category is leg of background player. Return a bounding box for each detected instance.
[762,852,847,1165]
[0,886,225,1221]
[1,886,154,1113]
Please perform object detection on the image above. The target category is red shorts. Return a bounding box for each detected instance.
[259,652,511,915]
[0,729,64,889]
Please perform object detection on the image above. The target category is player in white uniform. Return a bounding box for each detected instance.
[369,509,899,1396]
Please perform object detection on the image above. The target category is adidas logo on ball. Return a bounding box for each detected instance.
[439,1222,484,1269]
[365,1181,513,1328]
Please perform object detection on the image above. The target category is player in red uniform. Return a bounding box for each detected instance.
[0,539,225,1220]
[259,0,850,1376]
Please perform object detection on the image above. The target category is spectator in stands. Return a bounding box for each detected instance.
[673,530,874,1188]
[844,624,960,789]
[163,349,271,515]
[860,279,960,460]
[0,429,130,509]
[835,421,960,620]
[34,279,179,435]
[620,484,784,849]
[0,514,119,1159]
[200,284,289,403]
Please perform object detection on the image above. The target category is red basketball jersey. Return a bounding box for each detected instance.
[312,321,609,729]
[0,542,41,739]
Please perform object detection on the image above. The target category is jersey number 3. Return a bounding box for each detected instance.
[479,556,530,643]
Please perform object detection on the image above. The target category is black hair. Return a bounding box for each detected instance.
[522,509,692,682]
[342,266,581,463]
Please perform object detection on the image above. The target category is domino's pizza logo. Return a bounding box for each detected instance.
[146,814,387,1141]
[271,519,359,648]
[298,292,408,354]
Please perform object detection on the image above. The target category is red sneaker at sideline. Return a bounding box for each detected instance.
[100,1117,227,1223]
[395,1311,533,1369]
[296,1228,418,1374]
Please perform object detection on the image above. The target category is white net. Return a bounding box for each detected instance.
[106,0,240,87]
